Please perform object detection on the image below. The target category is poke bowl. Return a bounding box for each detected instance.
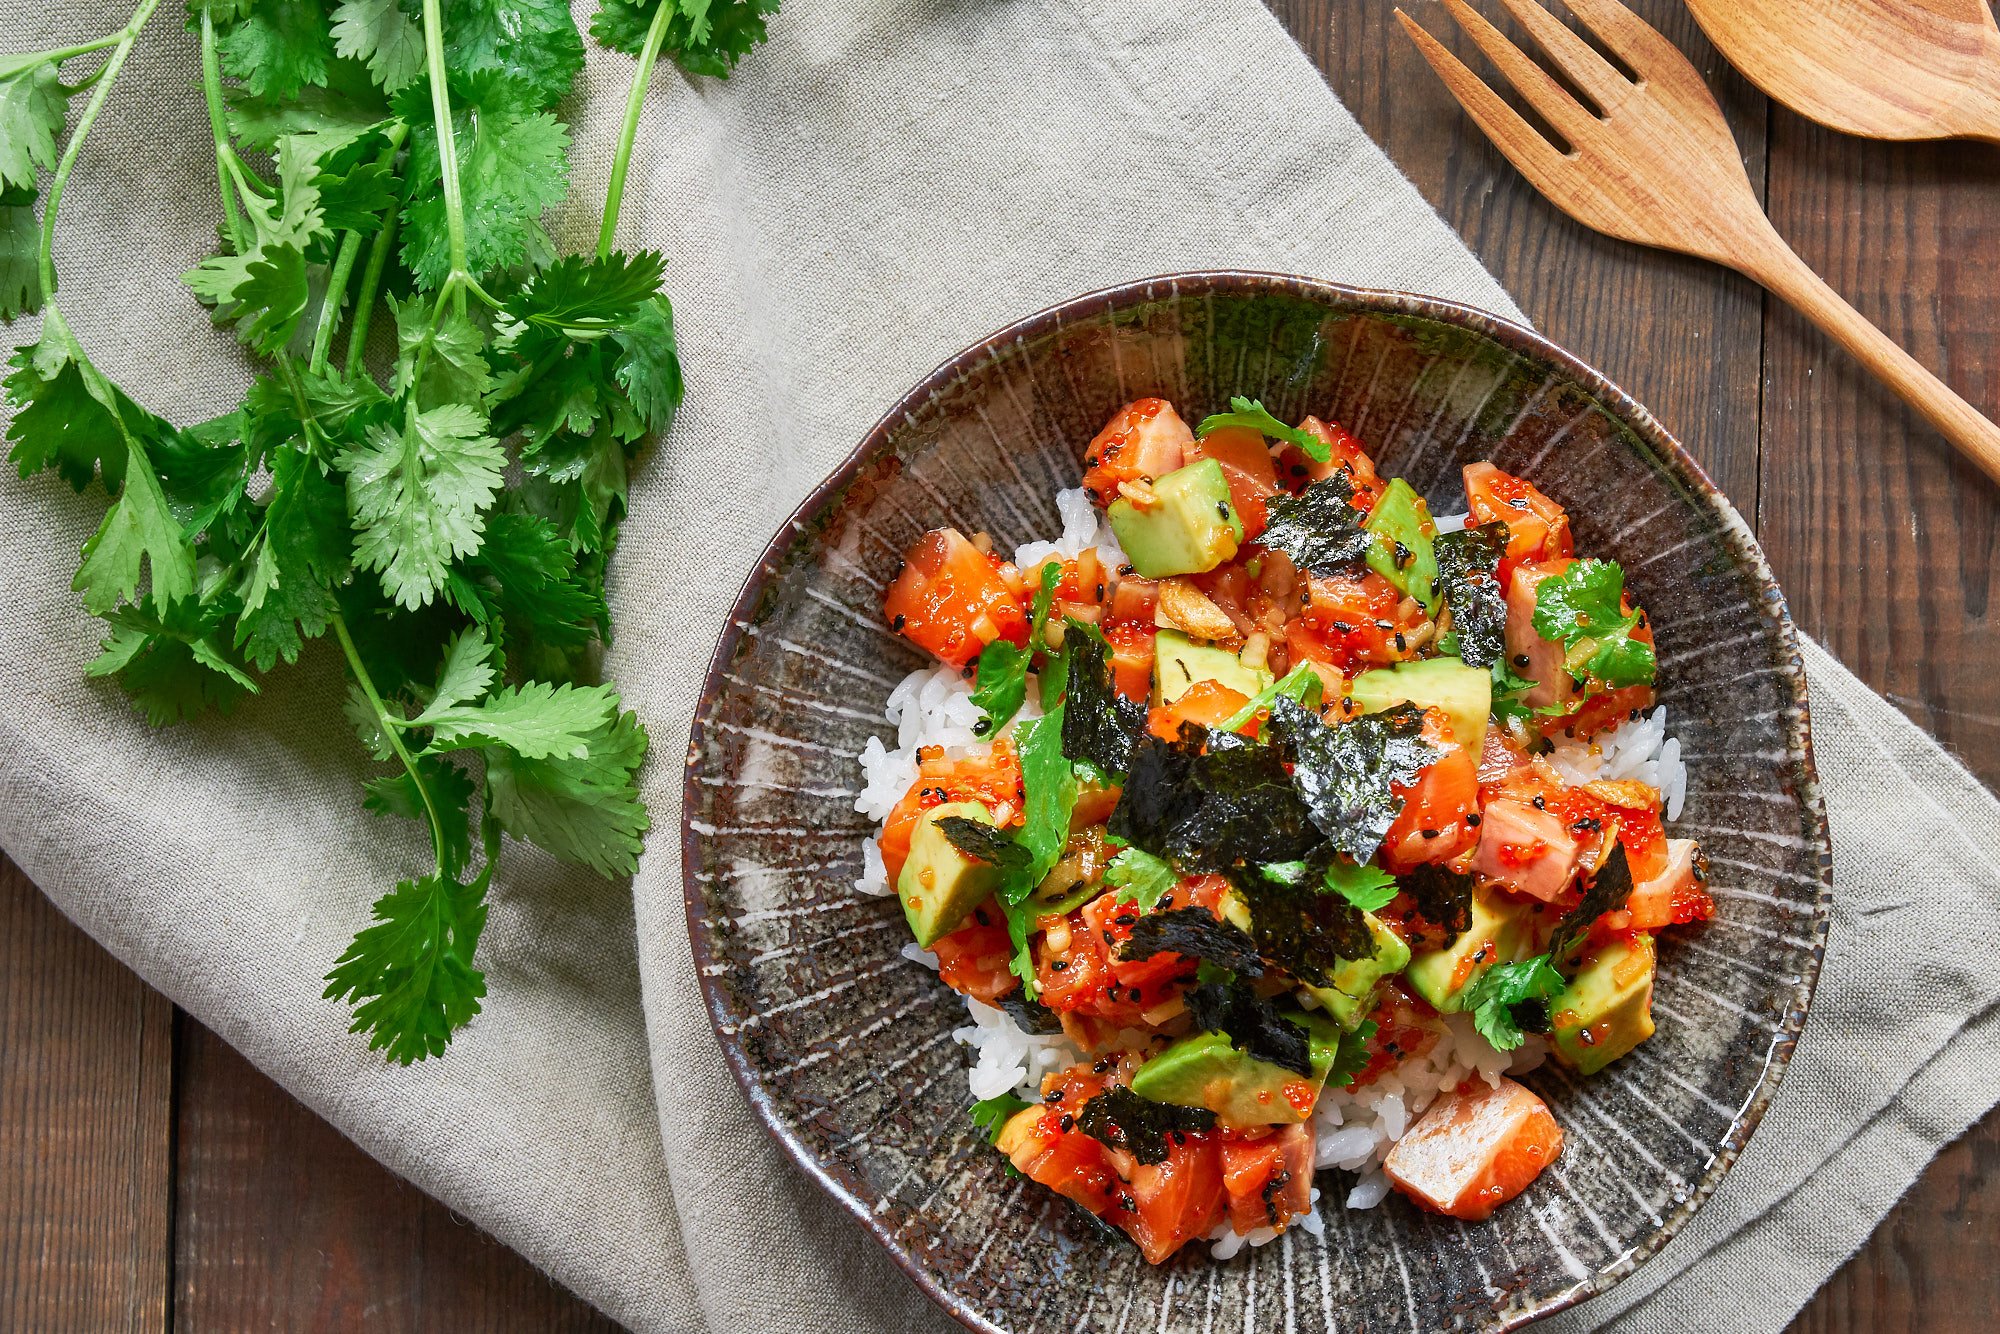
[681,273,1832,1332]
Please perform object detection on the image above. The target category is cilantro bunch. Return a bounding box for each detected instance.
[0,0,780,1062]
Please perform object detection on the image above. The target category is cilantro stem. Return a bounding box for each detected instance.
[37,0,165,296]
[196,10,246,253]
[310,125,409,376]
[597,0,676,259]
[344,203,399,379]
[419,0,470,283]
[330,611,449,869]
[29,32,127,68]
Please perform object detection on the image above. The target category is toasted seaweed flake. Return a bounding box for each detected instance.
[1235,869,1375,986]
[936,816,1034,872]
[1266,695,1437,863]
[1119,908,1266,978]
[1000,991,1065,1035]
[1256,473,1379,576]
[1549,842,1634,965]
[1106,728,1202,855]
[1165,737,1323,872]
[1397,862,1475,942]
[1433,522,1510,668]
[1184,981,1312,1075]
[1075,1086,1216,1164]
[1061,621,1146,777]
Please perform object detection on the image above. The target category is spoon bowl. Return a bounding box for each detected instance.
[1684,0,2000,143]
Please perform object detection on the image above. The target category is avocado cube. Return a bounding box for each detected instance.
[895,801,1003,948]
[1108,458,1244,578]
[1153,628,1273,706]
[1302,911,1412,1029]
[1363,478,1441,613]
[1129,1012,1347,1127]
[1550,933,1657,1075]
[1348,656,1492,754]
[1404,886,1542,1013]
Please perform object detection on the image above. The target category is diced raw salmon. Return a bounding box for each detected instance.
[1473,798,1581,903]
[1383,1076,1564,1220]
[1504,562,1578,712]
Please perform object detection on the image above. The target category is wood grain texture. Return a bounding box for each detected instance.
[171,1014,619,1333]
[0,855,171,1334]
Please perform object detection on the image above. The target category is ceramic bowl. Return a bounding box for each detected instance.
[681,273,1832,1332]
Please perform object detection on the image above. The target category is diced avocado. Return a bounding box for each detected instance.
[1349,656,1492,754]
[1129,1012,1347,1127]
[1108,458,1244,578]
[1153,628,1273,705]
[1302,911,1412,1029]
[1364,478,1441,613]
[1404,886,1542,1013]
[1550,932,1657,1075]
[896,801,1003,948]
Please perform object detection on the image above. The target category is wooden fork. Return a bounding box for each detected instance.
[1396,0,2000,485]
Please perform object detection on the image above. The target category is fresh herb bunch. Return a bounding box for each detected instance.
[0,0,779,1063]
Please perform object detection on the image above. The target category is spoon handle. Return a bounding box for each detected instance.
[1736,227,2000,485]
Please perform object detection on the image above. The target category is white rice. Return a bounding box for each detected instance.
[850,486,1678,1252]
[1547,704,1688,820]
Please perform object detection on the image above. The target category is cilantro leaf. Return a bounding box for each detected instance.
[1463,955,1565,1051]
[0,189,40,319]
[1001,708,1077,905]
[591,0,782,77]
[322,823,496,1065]
[1317,855,1398,912]
[1257,473,1377,576]
[1432,522,1509,669]
[444,0,586,107]
[338,403,507,609]
[218,0,336,102]
[1265,696,1436,864]
[183,136,329,355]
[330,0,426,93]
[452,509,608,671]
[234,448,348,669]
[969,561,1058,734]
[613,295,683,434]
[86,595,257,725]
[416,679,620,759]
[390,296,494,409]
[400,81,569,288]
[0,56,65,196]
[1184,981,1312,1074]
[1490,658,1564,731]
[421,624,498,715]
[1196,396,1329,463]
[1102,846,1177,912]
[1074,1085,1215,1165]
[223,55,392,149]
[495,249,666,355]
[1326,1019,1377,1089]
[970,1092,1033,1145]
[1530,558,1656,690]
[484,708,651,875]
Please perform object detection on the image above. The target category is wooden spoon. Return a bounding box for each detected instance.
[1684,0,2000,143]
[1398,0,2000,484]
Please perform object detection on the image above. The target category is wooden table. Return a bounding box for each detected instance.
[3,2,1996,1329]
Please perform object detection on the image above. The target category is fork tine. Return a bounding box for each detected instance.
[1492,0,1633,111]
[1433,0,1603,147]
[1395,9,1582,200]
[1558,0,1690,79]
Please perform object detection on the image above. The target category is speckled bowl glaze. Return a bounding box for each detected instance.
[682,273,1833,1333]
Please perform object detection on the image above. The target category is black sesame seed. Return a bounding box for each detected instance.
[1466,812,1482,827]
[1217,501,1231,518]
[891,614,906,631]
[1512,654,1531,669]
[1532,795,1547,810]
[1420,828,1440,839]
[1059,1115,1075,1132]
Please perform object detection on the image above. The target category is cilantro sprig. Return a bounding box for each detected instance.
[1531,558,1656,690]
[1462,955,1566,1051]
[1196,396,1330,463]
[969,560,1058,735]
[2,1,781,1061]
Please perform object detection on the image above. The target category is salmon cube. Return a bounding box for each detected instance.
[1504,563,1578,712]
[1383,1076,1564,1221]
[1473,798,1581,903]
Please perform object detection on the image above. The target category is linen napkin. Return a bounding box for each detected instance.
[1,2,1994,1332]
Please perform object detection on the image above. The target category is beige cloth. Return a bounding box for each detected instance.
[3,2,1996,1331]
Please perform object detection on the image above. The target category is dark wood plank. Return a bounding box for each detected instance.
[1760,119,2000,1334]
[1276,0,1771,507]
[171,1014,620,1332]
[0,854,172,1333]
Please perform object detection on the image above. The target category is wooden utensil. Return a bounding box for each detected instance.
[1396,0,2000,485]
[1683,0,2000,143]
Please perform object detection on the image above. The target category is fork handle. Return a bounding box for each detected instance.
[1737,230,2000,486]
